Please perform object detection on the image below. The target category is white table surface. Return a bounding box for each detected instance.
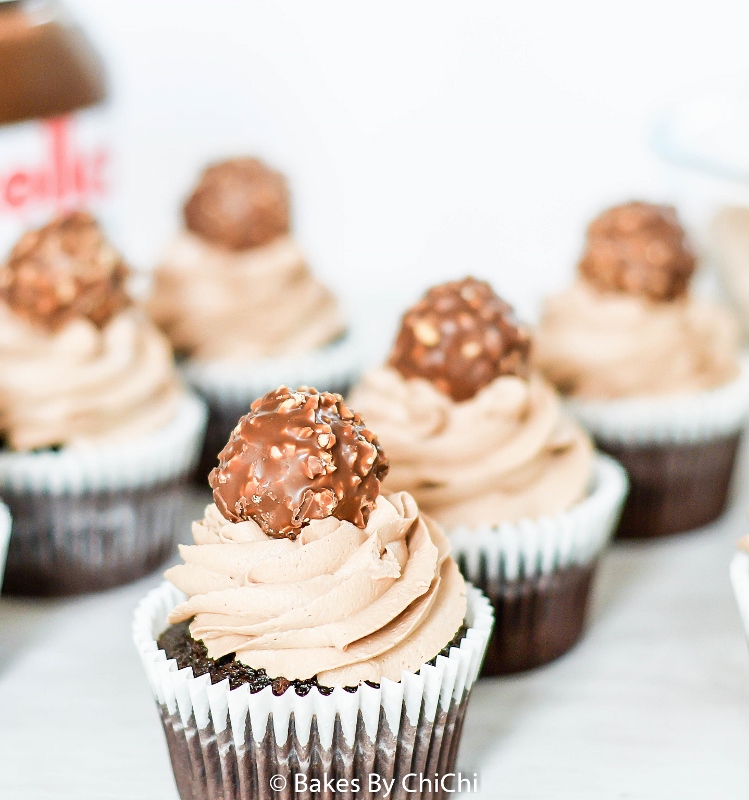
[2,461,749,800]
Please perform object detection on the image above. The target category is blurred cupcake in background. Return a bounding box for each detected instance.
[535,201,749,539]
[133,386,492,797]
[148,157,358,481]
[0,212,206,596]
[350,277,627,674]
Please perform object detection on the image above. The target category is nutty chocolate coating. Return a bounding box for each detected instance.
[578,201,696,301]
[183,158,290,250]
[0,212,130,331]
[209,387,389,539]
[389,277,531,402]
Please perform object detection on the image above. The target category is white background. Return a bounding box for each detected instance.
[67,0,749,321]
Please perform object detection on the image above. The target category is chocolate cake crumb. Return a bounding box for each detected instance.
[157,620,468,694]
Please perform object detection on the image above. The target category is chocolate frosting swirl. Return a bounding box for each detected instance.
[350,368,592,527]
[389,277,531,402]
[0,212,130,331]
[165,493,466,686]
[578,202,696,302]
[209,387,389,539]
[184,158,290,250]
[534,280,739,399]
[0,304,182,451]
[149,232,345,362]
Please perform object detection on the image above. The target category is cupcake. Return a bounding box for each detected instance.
[0,212,207,596]
[534,201,749,539]
[148,157,358,480]
[349,278,627,674]
[133,387,492,799]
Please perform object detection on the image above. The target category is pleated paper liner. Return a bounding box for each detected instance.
[181,333,366,485]
[0,393,207,596]
[567,358,749,539]
[730,551,749,643]
[133,581,493,800]
[449,454,628,675]
[0,501,11,592]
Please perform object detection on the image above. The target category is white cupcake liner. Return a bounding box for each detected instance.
[565,356,749,446]
[0,394,208,595]
[0,501,11,592]
[133,581,493,800]
[730,551,749,639]
[0,393,207,495]
[181,332,367,406]
[448,454,629,583]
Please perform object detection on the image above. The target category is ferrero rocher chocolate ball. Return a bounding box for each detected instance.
[388,277,531,402]
[578,201,696,301]
[209,387,389,539]
[183,157,290,250]
[0,212,130,331]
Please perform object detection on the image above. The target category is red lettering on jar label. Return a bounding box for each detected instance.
[0,115,111,214]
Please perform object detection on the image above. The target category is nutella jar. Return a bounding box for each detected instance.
[0,0,114,258]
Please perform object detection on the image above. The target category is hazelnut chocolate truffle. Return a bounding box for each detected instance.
[183,157,290,250]
[389,276,531,402]
[0,211,130,331]
[209,386,389,539]
[578,201,696,302]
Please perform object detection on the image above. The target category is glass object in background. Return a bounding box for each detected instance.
[653,85,749,336]
[0,0,114,259]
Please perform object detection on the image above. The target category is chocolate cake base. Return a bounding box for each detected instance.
[194,383,353,487]
[159,620,469,698]
[597,432,740,539]
[159,620,336,696]
[457,558,596,675]
[1,478,189,596]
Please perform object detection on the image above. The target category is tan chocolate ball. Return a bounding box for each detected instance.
[388,277,531,402]
[209,387,389,539]
[183,157,290,250]
[578,201,696,301]
[0,212,130,331]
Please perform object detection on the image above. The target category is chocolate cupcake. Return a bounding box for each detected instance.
[133,386,492,800]
[349,278,628,674]
[148,158,360,481]
[0,213,207,595]
[535,202,749,539]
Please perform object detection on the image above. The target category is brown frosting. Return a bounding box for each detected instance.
[388,277,531,402]
[0,212,129,331]
[183,158,290,250]
[579,202,696,302]
[209,387,389,539]
[165,493,466,686]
